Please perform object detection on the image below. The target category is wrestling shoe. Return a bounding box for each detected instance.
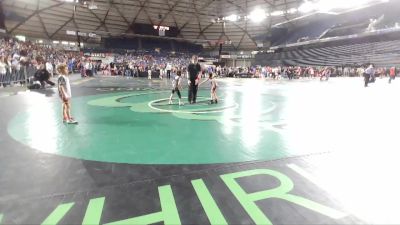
[67,119,78,124]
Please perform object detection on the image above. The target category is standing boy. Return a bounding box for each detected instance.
[57,64,78,124]
[169,70,184,106]
[200,72,219,104]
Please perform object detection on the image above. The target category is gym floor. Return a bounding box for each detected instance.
[0,75,399,225]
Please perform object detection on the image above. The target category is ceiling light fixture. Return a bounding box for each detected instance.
[248,8,267,22]
[224,14,239,22]
[287,8,298,14]
[270,10,284,16]
[298,1,316,13]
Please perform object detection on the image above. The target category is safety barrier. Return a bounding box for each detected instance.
[0,65,37,88]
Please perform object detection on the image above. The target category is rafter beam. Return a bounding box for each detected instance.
[192,0,202,30]
[9,2,64,33]
[80,5,109,33]
[219,20,236,50]
[177,0,215,32]
[201,34,212,48]
[72,17,80,32]
[162,0,185,38]
[263,0,275,7]
[235,33,246,50]
[225,0,246,14]
[211,32,225,51]
[124,0,148,33]
[68,0,217,17]
[102,2,111,24]
[232,22,258,47]
[236,0,250,50]
[50,17,73,39]
[110,1,130,27]
[141,6,154,25]
[194,22,214,40]
[192,0,208,45]
[157,0,185,26]
[36,0,50,39]
[37,14,50,39]
[283,0,295,28]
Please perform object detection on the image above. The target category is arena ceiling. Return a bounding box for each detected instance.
[1,0,389,50]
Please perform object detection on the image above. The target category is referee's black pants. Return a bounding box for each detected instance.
[364,74,370,87]
[188,83,198,103]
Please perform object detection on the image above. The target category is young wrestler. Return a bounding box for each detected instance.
[57,64,78,124]
[169,70,184,106]
[200,72,218,104]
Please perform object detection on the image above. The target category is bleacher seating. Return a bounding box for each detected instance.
[273,19,335,46]
[103,37,202,53]
[255,39,400,67]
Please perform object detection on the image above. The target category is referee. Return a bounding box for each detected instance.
[187,55,201,104]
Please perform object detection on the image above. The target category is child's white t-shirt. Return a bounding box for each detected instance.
[172,76,181,89]
[58,75,72,99]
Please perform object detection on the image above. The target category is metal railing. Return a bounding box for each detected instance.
[0,65,37,88]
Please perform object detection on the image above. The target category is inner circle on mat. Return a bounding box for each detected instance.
[148,97,238,114]
[7,91,323,165]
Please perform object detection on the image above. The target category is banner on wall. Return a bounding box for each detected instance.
[82,52,114,64]
[67,30,97,38]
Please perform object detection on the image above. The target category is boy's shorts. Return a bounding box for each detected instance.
[61,97,71,104]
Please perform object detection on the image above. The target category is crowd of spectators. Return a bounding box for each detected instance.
[99,52,192,77]
[1,36,398,88]
[0,37,193,86]
[224,65,398,80]
[0,37,81,87]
